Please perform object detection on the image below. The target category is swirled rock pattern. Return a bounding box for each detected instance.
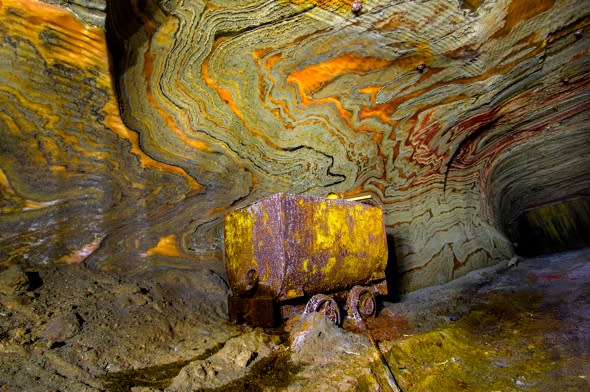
[1,0,589,291]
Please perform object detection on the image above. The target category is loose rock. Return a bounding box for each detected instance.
[39,311,81,343]
[288,312,370,365]
[166,329,279,391]
[0,265,30,296]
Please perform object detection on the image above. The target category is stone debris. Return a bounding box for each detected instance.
[0,263,236,391]
[507,255,520,267]
[39,311,82,343]
[0,250,589,391]
[288,312,370,363]
[285,313,386,391]
[166,329,279,391]
[0,265,30,296]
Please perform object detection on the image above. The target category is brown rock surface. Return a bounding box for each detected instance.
[39,311,81,343]
[0,265,29,296]
[166,329,281,391]
[0,248,587,390]
[0,262,237,391]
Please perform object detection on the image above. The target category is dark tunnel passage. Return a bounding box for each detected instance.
[487,127,590,257]
[506,197,590,257]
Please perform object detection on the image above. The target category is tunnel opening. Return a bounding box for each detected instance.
[505,196,590,257]
[484,120,590,261]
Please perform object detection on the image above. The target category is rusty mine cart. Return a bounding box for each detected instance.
[224,193,389,327]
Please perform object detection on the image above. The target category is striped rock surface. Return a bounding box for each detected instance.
[1,0,589,291]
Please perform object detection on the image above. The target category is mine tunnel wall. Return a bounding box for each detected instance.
[0,0,589,293]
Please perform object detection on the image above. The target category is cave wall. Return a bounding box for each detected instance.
[1,0,589,292]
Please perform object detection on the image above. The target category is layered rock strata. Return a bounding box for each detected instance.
[1,0,589,290]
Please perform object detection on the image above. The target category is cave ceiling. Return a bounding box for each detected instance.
[1,0,589,291]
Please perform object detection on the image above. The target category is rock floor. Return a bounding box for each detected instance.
[0,248,589,391]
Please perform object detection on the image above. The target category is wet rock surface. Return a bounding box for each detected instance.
[0,248,589,391]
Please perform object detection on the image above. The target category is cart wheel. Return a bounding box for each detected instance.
[244,268,258,292]
[304,294,341,326]
[347,286,376,320]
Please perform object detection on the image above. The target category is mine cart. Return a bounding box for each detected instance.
[224,193,388,327]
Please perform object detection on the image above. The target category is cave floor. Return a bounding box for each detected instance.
[378,248,590,391]
[0,248,589,391]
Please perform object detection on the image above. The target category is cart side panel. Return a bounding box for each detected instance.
[280,195,315,299]
[280,195,388,300]
[224,208,256,297]
[224,194,285,297]
[251,193,286,296]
